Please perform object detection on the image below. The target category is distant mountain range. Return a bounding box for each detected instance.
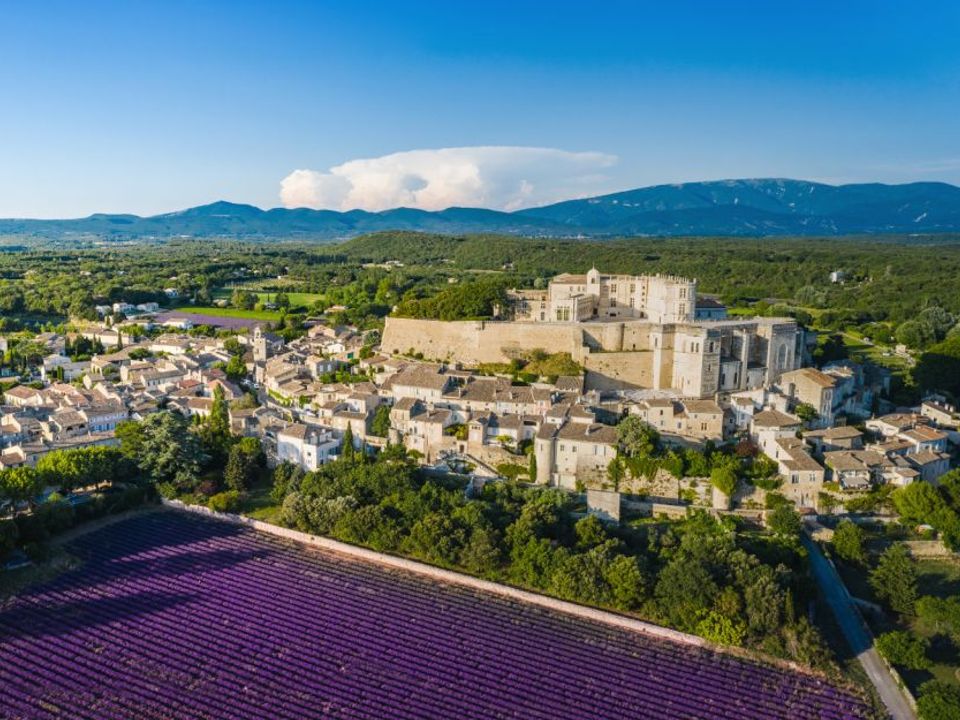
[4,178,960,241]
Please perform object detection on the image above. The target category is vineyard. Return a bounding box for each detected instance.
[0,512,872,719]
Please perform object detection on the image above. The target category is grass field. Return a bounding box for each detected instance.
[186,306,282,321]
[840,331,914,373]
[835,551,960,695]
[213,286,325,309]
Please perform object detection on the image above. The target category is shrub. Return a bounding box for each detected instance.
[875,631,931,670]
[207,491,243,513]
[832,519,866,564]
[710,467,737,498]
[767,505,802,538]
[696,610,746,646]
[917,681,960,720]
[156,482,178,500]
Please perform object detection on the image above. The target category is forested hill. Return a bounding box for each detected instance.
[4,178,960,241]
[329,231,960,323]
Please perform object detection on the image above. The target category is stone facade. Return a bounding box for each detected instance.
[381,315,800,398]
[510,267,696,324]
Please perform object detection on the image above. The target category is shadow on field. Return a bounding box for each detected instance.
[0,589,198,640]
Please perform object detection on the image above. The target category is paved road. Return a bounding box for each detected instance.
[803,535,916,720]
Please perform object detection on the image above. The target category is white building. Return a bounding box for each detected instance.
[276,423,340,471]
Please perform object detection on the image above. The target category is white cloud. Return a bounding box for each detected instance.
[279,146,618,212]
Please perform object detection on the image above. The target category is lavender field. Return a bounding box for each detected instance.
[0,512,872,720]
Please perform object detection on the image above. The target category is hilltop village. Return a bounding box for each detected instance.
[1,267,955,519]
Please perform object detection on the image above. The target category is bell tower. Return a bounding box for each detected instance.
[253,326,268,363]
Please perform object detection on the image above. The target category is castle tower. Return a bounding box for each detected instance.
[586,266,601,293]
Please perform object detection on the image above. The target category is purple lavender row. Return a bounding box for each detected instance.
[0,513,871,720]
[79,516,872,720]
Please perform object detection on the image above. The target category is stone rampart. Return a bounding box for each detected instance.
[381,316,588,364]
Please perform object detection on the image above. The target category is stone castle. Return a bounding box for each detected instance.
[381,268,802,398]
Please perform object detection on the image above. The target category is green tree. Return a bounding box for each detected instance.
[34,448,117,494]
[0,466,42,511]
[115,419,145,460]
[225,354,247,382]
[407,512,466,566]
[875,630,931,670]
[617,415,660,458]
[696,610,746,646]
[870,544,918,615]
[606,456,624,490]
[915,596,960,638]
[574,515,608,549]
[136,412,208,488]
[915,335,960,397]
[793,403,818,423]
[655,554,719,631]
[605,554,647,610]
[223,439,261,492]
[370,405,391,438]
[710,466,738,498]
[767,505,802,538]
[201,386,232,456]
[917,681,960,720]
[893,482,946,525]
[832,519,866,564]
[459,526,502,576]
[341,425,355,462]
[897,319,935,349]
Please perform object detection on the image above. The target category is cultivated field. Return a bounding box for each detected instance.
[0,512,871,720]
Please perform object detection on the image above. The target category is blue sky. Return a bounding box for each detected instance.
[1,0,958,217]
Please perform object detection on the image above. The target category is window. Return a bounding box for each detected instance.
[610,284,617,293]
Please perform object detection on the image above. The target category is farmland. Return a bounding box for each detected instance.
[175,306,282,321]
[0,511,872,720]
[152,310,275,330]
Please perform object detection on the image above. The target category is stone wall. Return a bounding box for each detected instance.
[381,315,799,397]
[381,317,588,364]
[583,351,654,391]
[903,540,954,558]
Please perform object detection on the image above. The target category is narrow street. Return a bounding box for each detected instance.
[802,535,916,720]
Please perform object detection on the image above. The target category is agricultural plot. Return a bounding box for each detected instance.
[155,308,280,326]
[0,512,871,720]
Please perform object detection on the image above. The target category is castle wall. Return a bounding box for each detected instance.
[583,351,655,391]
[382,316,799,399]
[381,317,588,364]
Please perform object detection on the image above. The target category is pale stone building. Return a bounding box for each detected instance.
[276,423,340,472]
[511,267,696,324]
[778,367,837,428]
[534,419,618,489]
[628,398,724,445]
[383,267,802,397]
